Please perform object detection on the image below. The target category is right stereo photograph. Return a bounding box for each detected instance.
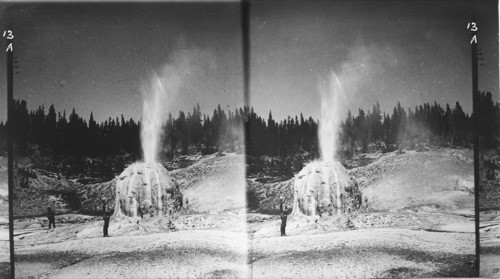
[244,0,498,278]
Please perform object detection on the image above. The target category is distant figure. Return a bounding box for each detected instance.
[139,204,145,219]
[346,217,355,230]
[47,207,56,229]
[103,209,110,237]
[280,209,288,236]
[317,203,323,217]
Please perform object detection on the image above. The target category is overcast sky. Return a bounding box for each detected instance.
[249,0,499,121]
[0,2,243,122]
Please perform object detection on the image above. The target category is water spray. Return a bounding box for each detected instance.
[291,71,360,217]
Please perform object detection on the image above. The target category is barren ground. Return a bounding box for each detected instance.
[14,153,248,279]
[247,148,476,278]
[12,149,479,278]
[16,229,249,279]
[0,156,10,278]
[479,148,500,278]
[250,228,474,278]
[480,210,500,278]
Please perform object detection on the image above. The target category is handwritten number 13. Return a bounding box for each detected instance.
[467,22,478,32]
[2,30,13,40]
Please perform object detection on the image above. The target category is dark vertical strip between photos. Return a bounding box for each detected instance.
[241,0,252,276]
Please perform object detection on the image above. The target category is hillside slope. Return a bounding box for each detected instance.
[350,148,474,213]
[172,153,246,214]
[13,166,82,217]
[248,148,474,216]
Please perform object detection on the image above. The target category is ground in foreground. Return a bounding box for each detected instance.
[250,228,475,278]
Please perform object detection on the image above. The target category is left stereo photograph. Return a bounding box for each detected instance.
[0,2,249,278]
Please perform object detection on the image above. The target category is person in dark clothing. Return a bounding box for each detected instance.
[316,203,323,217]
[103,209,110,237]
[279,196,287,213]
[102,199,110,237]
[47,207,56,229]
[139,204,145,219]
[280,210,288,236]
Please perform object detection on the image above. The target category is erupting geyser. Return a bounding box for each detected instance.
[112,68,185,219]
[141,74,167,164]
[291,72,361,217]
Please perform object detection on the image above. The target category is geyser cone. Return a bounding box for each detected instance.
[291,161,361,217]
[112,162,183,219]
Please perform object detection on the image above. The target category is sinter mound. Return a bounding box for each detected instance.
[291,160,361,217]
[113,162,184,219]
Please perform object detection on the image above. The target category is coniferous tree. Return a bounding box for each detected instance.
[5,97,497,166]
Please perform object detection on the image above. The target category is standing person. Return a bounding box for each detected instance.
[102,199,110,237]
[139,204,145,219]
[103,208,110,237]
[47,207,56,229]
[316,203,323,217]
[280,208,288,236]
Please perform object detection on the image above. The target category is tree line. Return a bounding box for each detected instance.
[0,91,498,161]
[245,91,499,158]
[2,100,245,160]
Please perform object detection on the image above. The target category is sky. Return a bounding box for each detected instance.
[0,1,498,124]
[249,0,499,122]
[0,2,243,123]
